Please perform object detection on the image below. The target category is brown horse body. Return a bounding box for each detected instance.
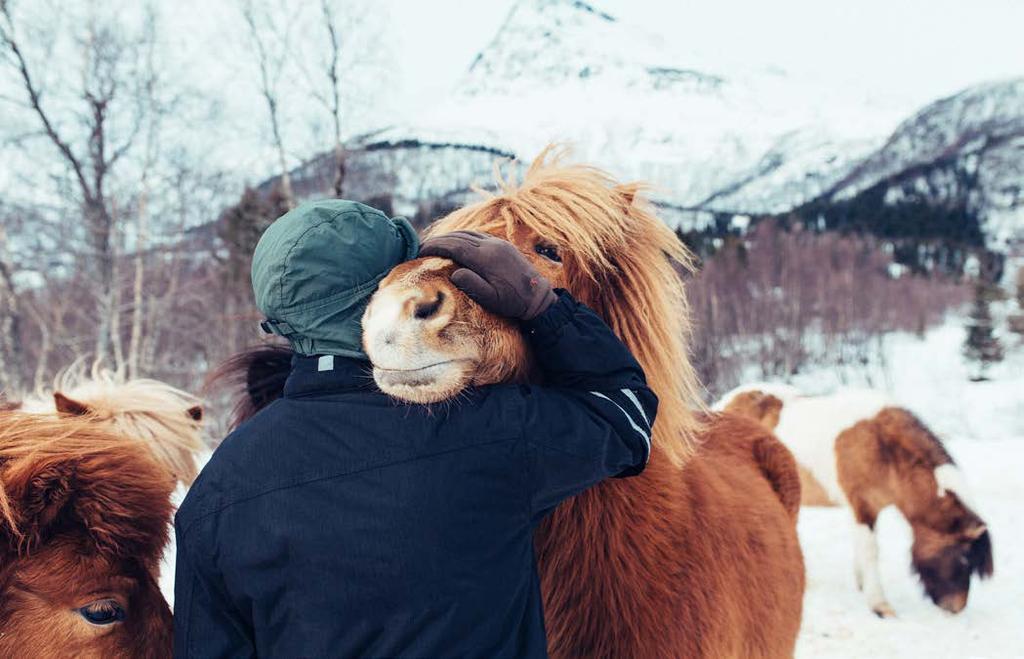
[535,411,803,658]
[363,256,805,657]
[0,412,175,657]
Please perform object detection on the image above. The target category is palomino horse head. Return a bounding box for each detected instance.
[400,148,704,463]
[363,257,532,403]
[20,368,205,486]
[0,412,174,658]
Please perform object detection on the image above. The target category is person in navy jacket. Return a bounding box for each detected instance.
[173,215,657,658]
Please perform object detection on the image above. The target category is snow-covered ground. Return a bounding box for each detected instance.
[785,318,1024,442]
[161,319,1024,657]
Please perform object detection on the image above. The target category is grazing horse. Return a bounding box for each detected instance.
[18,369,205,487]
[0,412,175,658]
[219,151,806,657]
[717,384,994,617]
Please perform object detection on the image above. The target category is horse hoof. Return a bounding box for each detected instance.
[872,604,897,619]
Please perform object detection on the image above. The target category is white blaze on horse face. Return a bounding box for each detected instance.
[934,463,977,510]
[362,289,407,360]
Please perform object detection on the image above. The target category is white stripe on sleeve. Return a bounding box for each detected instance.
[620,388,651,428]
[589,391,651,461]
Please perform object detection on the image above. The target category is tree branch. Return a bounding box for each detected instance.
[0,4,93,201]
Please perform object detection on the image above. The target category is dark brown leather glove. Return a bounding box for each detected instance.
[419,231,558,320]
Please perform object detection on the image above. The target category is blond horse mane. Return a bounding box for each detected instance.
[0,412,173,555]
[21,366,204,485]
[429,147,704,464]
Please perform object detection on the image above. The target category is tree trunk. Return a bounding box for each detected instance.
[332,142,346,198]
[0,225,25,395]
[127,180,150,379]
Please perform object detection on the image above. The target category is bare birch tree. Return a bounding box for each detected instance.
[299,0,389,198]
[319,0,346,197]
[241,0,298,209]
[0,2,158,366]
[0,219,24,394]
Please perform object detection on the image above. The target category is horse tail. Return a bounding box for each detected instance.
[207,345,293,431]
[752,432,802,522]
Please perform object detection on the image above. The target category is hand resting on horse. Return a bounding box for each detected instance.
[419,230,557,320]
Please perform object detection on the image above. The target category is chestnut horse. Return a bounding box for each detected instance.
[220,152,805,657]
[718,384,993,617]
[17,368,205,487]
[0,412,174,658]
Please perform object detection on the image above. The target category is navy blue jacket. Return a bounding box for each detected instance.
[174,292,657,658]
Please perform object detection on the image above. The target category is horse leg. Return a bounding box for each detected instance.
[850,508,895,618]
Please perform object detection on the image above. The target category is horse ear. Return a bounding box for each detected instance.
[756,393,783,422]
[961,519,987,541]
[187,405,203,422]
[54,392,91,416]
[2,458,76,551]
[966,525,994,578]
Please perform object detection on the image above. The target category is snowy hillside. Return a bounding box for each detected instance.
[826,79,1024,250]
[359,0,1024,246]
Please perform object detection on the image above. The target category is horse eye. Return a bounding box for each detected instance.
[79,599,126,625]
[959,556,970,566]
[534,243,562,263]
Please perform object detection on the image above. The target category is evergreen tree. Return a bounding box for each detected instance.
[1009,266,1024,336]
[1017,266,1024,308]
[963,282,1004,380]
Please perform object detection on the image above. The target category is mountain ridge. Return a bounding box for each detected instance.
[279,0,1023,255]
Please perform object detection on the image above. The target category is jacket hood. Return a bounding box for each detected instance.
[251,199,418,357]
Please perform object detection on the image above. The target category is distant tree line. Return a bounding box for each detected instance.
[687,220,971,396]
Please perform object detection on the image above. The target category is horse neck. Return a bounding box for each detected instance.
[873,410,950,524]
[534,440,688,611]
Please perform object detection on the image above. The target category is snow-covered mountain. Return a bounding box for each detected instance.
[824,79,1024,250]
[380,0,895,226]
[294,0,1024,249]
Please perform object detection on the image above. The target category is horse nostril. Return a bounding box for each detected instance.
[413,291,445,320]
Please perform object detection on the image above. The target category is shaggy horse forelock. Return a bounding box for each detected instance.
[428,148,704,465]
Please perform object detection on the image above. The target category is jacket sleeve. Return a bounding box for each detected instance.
[517,290,658,520]
[174,516,256,659]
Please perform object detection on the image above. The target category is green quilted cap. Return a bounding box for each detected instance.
[251,199,418,358]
